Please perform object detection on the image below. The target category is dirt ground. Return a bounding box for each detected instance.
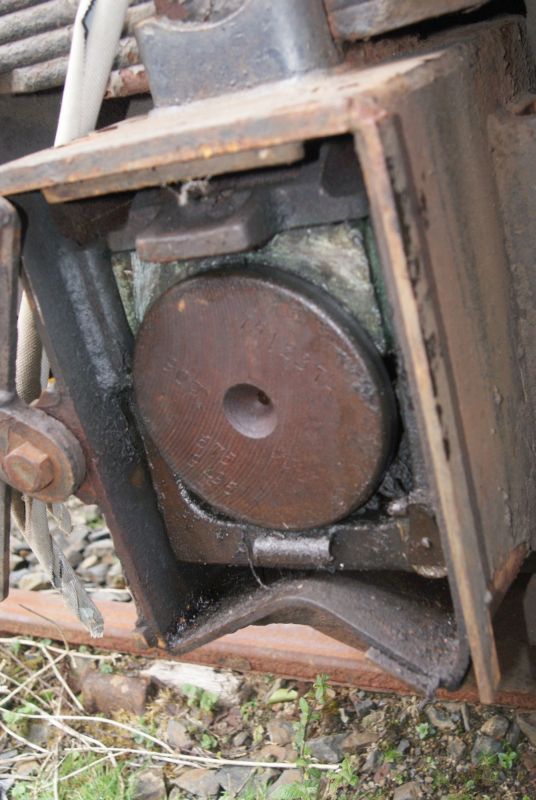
[0,635,536,800]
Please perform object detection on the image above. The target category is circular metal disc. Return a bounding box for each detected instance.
[134,267,396,530]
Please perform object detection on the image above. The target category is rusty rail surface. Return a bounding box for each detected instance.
[0,582,535,709]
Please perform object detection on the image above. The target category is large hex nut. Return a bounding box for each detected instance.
[3,441,54,493]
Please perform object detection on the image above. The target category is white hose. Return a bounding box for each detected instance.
[56,0,130,145]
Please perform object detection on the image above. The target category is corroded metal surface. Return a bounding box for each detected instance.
[325,0,486,40]
[0,57,439,199]
[137,0,340,107]
[0,18,532,705]
[1,582,536,709]
[134,267,396,529]
[0,400,85,502]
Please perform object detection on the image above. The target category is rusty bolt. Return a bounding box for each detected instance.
[3,441,54,493]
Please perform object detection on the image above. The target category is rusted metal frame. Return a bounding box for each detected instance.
[488,101,536,555]
[2,585,536,709]
[45,145,309,203]
[0,57,440,199]
[0,23,525,200]
[324,0,486,40]
[353,113,499,702]
[15,192,199,646]
[162,507,444,572]
[0,198,19,601]
[105,64,148,100]
[0,15,524,696]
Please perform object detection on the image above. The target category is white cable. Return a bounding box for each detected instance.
[56,0,130,145]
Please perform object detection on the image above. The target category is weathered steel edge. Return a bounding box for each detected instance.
[0,588,535,709]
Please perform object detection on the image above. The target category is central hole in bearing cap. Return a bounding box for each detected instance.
[223,383,277,439]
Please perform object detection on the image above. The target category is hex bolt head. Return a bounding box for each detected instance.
[3,441,54,493]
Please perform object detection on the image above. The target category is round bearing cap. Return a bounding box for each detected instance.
[134,266,396,530]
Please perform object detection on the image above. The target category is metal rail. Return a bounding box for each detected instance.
[0,581,535,709]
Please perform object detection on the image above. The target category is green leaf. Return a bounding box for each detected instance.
[268,688,298,705]
[199,689,218,712]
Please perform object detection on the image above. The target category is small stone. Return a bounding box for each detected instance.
[131,768,166,800]
[447,737,466,762]
[425,705,455,731]
[51,530,84,568]
[83,564,108,584]
[257,744,293,763]
[18,571,50,591]
[217,766,255,795]
[166,719,193,750]
[267,719,294,746]
[84,537,114,558]
[10,535,26,553]
[174,767,220,798]
[372,763,390,785]
[362,748,382,773]
[352,698,376,719]
[90,589,131,603]
[79,554,98,571]
[397,739,410,754]
[461,703,471,732]
[82,504,101,524]
[341,730,379,753]
[393,781,422,800]
[67,655,95,694]
[82,671,155,716]
[361,710,384,729]
[506,720,521,747]
[26,721,51,748]
[308,734,345,763]
[106,558,126,589]
[15,759,39,777]
[69,523,90,546]
[516,712,536,746]
[268,769,301,798]
[522,750,536,772]
[140,662,244,707]
[480,714,509,740]
[87,526,110,542]
[9,554,24,571]
[471,734,502,765]
[10,567,29,588]
[232,730,250,747]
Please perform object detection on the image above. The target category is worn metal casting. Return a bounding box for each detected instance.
[134,139,367,263]
[136,0,341,107]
